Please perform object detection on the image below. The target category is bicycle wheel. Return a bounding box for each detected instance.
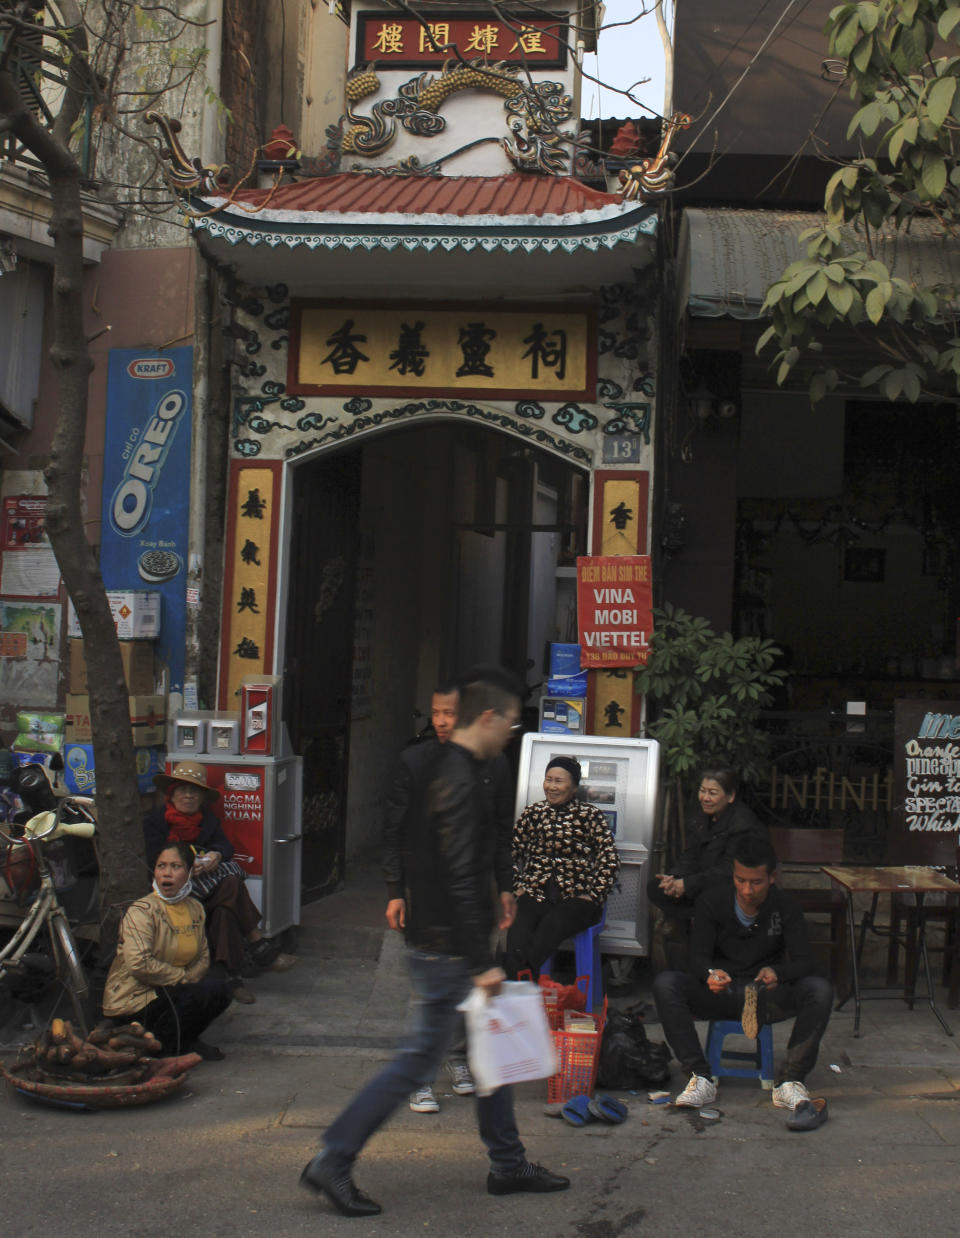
[49,911,91,1035]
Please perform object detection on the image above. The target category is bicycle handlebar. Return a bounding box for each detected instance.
[23,799,97,841]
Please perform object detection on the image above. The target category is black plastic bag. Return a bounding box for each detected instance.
[597,1007,671,1089]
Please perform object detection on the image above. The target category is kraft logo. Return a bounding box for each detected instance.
[127,358,176,379]
[110,389,187,537]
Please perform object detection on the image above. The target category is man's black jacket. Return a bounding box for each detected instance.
[382,739,506,973]
[689,880,815,985]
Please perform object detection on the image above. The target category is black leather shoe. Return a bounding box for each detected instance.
[487,1162,571,1195]
[299,1157,382,1217]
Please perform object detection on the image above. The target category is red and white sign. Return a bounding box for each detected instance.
[576,555,653,668]
[127,357,176,380]
[183,763,265,875]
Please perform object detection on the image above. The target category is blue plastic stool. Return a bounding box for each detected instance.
[705,1019,774,1090]
[539,908,606,1011]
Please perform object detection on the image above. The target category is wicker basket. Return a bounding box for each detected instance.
[546,999,607,1103]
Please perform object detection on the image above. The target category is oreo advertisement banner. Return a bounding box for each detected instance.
[101,347,192,693]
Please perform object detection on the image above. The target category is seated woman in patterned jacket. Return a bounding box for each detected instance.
[504,756,619,979]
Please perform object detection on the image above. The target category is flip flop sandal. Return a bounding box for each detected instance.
[786,1097,829,1131]
[587,1095,629,1124]
[561,1094,594,1126]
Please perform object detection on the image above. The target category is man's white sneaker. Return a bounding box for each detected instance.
[772,1080,810,1110]
[445,1059,476,1095]
[409,1085,439,1113]
[674,1074,717,1107]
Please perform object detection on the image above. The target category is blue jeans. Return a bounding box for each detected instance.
[322,949,526,1173]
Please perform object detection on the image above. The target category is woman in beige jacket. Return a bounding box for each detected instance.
[103,842,233,1059]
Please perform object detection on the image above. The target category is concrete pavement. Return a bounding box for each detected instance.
[2,866,960,1238]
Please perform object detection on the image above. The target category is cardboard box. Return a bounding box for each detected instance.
[549,643,582,678]
[63,743,163,796]
[68,591,161,640]
[546,671,589,696]
[65,693,166,747]
[68,638,155,694]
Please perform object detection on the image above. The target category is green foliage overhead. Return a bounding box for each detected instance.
[760,1,960,403]
[634,604,784,792]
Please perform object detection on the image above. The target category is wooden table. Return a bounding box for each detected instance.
[821,866,960,1037]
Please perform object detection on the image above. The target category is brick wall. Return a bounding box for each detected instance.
[221,0,265,181]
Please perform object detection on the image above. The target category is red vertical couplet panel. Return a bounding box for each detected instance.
[586,471,651,736]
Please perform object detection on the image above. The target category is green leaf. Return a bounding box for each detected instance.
[865,285,886,322]
[938,7,960,40]
[921,155,948,199]
[827,280,855,314]
[809,372,828,404]
[883,369,904,400]
[927,75,956,128]
[755,325,777,354]
[861,364,893,385]
[806,270,828,305]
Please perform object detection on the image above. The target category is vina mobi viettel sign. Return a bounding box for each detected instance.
[576,555,653,668]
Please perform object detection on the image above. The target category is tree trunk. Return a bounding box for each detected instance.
[1,19,145,955]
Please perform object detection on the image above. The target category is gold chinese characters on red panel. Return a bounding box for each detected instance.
[355,10,568,69]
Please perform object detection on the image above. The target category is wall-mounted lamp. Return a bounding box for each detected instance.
[689,380,715,422]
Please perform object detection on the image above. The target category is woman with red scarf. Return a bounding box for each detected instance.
[144,761,294,1003]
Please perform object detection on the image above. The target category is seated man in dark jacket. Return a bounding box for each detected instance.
[652,834,832,1126]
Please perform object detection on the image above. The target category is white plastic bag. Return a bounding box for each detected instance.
[460,980,557,1096]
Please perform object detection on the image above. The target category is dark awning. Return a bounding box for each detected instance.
[680,207,960,319]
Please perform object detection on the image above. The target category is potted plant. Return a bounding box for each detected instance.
[634,604,784,864]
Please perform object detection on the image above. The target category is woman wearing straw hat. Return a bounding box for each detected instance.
[144,761,294,1003]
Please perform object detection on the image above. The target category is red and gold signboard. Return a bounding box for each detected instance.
[355,10,568,68]
[577,555,653,669]
[290,301,595,400]
[219,462,282,710]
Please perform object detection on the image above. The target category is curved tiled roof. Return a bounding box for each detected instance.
[224,172,624,220]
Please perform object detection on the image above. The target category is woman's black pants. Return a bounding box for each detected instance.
[133,975,233,1053]
[504,894,602,978]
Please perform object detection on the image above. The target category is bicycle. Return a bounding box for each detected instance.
[0,797,98,1038]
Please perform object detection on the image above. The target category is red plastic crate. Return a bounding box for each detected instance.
[546,999,607,1103]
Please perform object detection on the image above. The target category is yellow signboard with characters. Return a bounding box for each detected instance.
[219,462,281,709]
[290,302,595,400]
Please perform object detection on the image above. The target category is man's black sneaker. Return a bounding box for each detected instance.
[742,981,767,1040]
[299,1156,382,1217]
[487,1162,571,1195]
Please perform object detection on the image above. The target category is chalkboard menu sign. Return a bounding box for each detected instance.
[891,699,960,865]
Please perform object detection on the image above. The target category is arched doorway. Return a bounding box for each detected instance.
[282,420,589,900]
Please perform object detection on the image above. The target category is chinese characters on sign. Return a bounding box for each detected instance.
[576,556,653,668]
[291,303,594,400]
[222,465,279,708]
[356,12,567,68]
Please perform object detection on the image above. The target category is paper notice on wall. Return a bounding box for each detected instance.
[0,600,62,707]
[1,549,61,597]
[0,495,60,597]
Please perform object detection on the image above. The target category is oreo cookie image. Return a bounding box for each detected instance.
[137,548,182,583]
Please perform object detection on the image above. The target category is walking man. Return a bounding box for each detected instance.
[300,667,569,1216]
[384,679,517,1112]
